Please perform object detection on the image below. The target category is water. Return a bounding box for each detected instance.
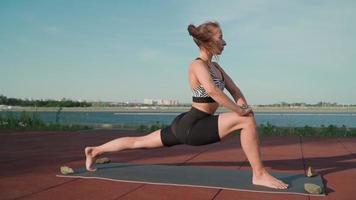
[1,111,356,128]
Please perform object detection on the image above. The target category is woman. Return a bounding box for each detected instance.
[85,21,289,190]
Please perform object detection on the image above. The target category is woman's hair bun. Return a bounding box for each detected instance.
[187,24,197,37]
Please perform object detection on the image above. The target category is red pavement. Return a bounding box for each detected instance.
[0,129,355,200]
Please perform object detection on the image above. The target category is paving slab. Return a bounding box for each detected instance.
[0,130,355,200]
[301,136,356,200]
[213,135,307,200]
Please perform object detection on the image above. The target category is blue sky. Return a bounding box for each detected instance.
[0,0,355,104]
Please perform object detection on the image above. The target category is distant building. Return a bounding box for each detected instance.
[0,105,12,110]
[144,98,179,105]
[143,99,155,105]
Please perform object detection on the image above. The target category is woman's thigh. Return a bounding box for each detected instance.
[217,112,256,139]
[187,115,220,146]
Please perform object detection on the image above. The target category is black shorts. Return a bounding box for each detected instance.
[160,106,221,146]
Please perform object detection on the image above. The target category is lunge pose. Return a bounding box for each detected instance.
[85,21,289,190]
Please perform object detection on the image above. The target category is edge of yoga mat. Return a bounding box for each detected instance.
[56,162,326,197]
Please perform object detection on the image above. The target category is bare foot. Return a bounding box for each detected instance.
[85,147,97,172]
[252,170,289,189]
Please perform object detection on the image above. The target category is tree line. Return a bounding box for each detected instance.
[257,101,355,107]
[0,95,92,107]
[1,94,354,107]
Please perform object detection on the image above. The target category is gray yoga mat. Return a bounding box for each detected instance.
[56,162,325,196]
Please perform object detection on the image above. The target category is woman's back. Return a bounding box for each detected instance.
[189,58,225,115]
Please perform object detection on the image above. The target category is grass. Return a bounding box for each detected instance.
[257,122,356,137]
[136,121,167,133]
[0,110,92,131]
[1,111,355,137]
[135,121,356,137]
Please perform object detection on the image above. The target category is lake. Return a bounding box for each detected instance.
[1,111,356,128]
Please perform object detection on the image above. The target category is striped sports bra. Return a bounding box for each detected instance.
[191,57,225,103]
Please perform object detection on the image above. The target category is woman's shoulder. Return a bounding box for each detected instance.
[189,58,207,70]
[191,57,205,64]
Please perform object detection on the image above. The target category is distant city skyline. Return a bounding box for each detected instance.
[1,1,355,104]
[1,93,353,106]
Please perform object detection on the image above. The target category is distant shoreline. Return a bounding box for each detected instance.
[1,106,356,113]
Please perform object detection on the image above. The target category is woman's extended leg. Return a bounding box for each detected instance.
[217,112,289,189]
[85,129,164,171]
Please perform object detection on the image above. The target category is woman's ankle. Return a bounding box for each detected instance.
[253,167,267,177]
[92,147,102,157]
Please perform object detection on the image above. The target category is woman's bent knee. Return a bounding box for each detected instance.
[230,113,256,131]
[217,112,258,139]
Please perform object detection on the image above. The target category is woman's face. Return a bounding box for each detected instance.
[214,29,226,55]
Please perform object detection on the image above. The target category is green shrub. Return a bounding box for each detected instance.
[257,123,356,137]
[135,121,168,133]
[0,111,92,131]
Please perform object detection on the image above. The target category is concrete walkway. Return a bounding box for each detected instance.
[0,129,355,200]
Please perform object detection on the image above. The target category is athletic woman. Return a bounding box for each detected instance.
[85,21,289,190]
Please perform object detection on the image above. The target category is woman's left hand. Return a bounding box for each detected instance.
[240,105,254,117]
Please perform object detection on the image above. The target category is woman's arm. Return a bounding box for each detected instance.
[213,62,248,106]
[191,61,251,116]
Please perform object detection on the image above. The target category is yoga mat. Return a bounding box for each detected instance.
[56,162,325,196]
